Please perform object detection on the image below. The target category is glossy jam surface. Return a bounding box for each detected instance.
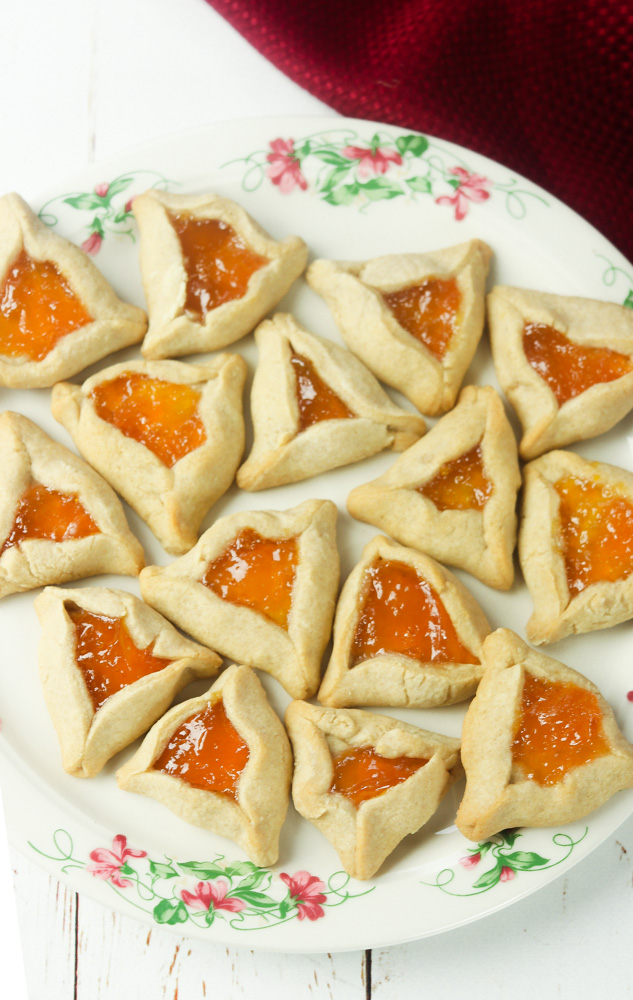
[382,277,461,361]
[511,673,610,785]
[1,483,99,555]
[153,699,249,801]
[202,528,298,630]
[90,371,206,467]
[418,445,492,511]
[0,250,92,360]
[169,213,267,319]
[67,604,172,711]
[555,475,633,595]
[523,322,633,406]
[290,352,355,431]
[351,559,479,666]
[330,746,428,808]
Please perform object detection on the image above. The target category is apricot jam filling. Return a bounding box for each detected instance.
[90,371,206,467]
[290,352,355,431]
[522,322,633,406]
[330,745,428,808]
[0,250,92,360]
[351,559,479,666]
[382,277,461,361]
[418,444,492,511]
[1,482,99,555]
[153,699,249,801]
[202,528,298,630]
[555,475,633,595]
[67,603,173,711]
[169,213,268,319]
[511,673,610,786]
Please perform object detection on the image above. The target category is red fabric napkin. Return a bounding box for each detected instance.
[207,0,633,266]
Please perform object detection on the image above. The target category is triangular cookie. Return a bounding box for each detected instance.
[35,585,221,777]
[117,664,292,867]
[236,313,425,491]
[347,385,521,590]
[139,499,338,699]
[0,412,144,598]
[456,629,633,841]
[285,700,462,880]
[134,190,308,358]
[306,240,492,415]
[318,535,489,708]
[0,193,147,387]
[52,355,247,555]
[520,450,633,644]
[488,285,633,459]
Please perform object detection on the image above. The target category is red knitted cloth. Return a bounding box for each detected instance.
[206,0,633,265]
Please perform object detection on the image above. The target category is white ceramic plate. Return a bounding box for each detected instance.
[2,116,633,953]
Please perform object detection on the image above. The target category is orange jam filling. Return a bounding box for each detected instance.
[1,482,99,555]
[290,352,355,431]
[382,277,461,361]
[90,371,206,468]
[201,528,298,630]
[511,673,610,786]
[418,444,492,511]
[523,322,633,406]
[330,745,428,808]
[67,604,173,711]
[351,559,479,666]
[0,249,92,360]
[169,213,268,319]
[153,699,249,801]
[555,475,633,595]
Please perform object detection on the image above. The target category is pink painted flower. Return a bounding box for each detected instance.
[342,144,403,179]
[500,866,515,882]
[626,690,633,702]
[435,167,491,221]
[81,232,102,256]
[280,870,327,921]
[266,138,308,194]
[181,879,245,913]
[458,852,481,869]
[87,834,146,889]
[94,182,109,198]
[124,197,135,214]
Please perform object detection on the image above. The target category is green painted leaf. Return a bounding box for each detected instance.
[237,870,268,891]
[203,910,215,927]
[624,290,633,309]
[278,898,291,919]
[112,208,130,223]
[153,899,188,925]
[149,861,179,880]
[447,177,460,190]
[396,134,429,157]
[503,851,548,870]
[232,889,279,910]
[64,194,104,211]
[313,149,350,166]
[501,829,521,848]
[321,163,353,194]
[406,176,432,193]
[472,861,502,890]
[358,179,403,201]
[178,861,226,879]
[119,863,134,876]
[105,177,133,198]
[224,861,258,877]
[295,142,312,159]
[323,183,359,206]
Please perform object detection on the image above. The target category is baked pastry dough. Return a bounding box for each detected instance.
[236,313,425,490]
[0,412,144,598]
[0,193,147,388]
[347,385,521,590]
[318,535,489,708]
[134,190,308,358]
[488,285,633,459]
[51,355,246,555]
[306,240,492,415]
[456,629,633,841]
[35,585,221,777]
[117,664,292,867]
[139,499,339,699]
[520,449,633,644]
[285,700,462,879]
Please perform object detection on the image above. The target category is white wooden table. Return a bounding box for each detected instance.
[3,1,633,995]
